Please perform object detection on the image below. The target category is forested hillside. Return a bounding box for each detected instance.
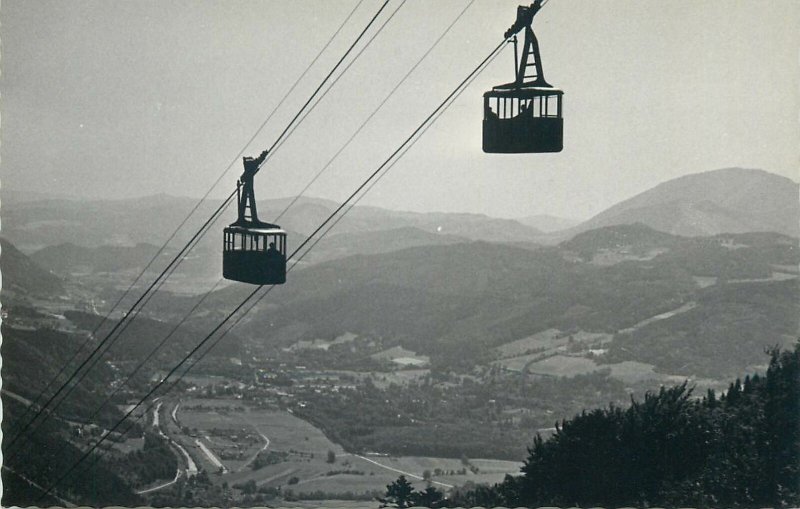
[451,344,800,508]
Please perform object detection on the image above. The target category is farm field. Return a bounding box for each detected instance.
[526,355,600,377]
[495,328,612,359]
[491,352,544,372]
[165,395,521,497]
[494,328,570,358]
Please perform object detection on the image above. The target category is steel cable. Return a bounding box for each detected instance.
[37,35,508,502]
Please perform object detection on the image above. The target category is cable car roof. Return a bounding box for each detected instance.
[485,86,563,98]
[224,224,287,235]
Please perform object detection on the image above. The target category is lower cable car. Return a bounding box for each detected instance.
[223,150,287,285]
[483,0,563,154]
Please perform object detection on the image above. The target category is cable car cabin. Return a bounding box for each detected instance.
[483,87,563,153]
[223,225,286,285]
[222,149,287,285]
[482,0,563,154]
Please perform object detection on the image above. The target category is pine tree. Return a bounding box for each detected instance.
[386,475,414,508]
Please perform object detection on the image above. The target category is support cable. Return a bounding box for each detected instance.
[23,0,463,468]
[275,0,475,222]
[37,36,507,502]
[41,0,469,457]
[9,0,368,441]
[6,0,388,454]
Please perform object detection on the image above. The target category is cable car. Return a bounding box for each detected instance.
[223,150,287,285]
[483,0,563,154]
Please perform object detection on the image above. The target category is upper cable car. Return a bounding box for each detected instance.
[223,150,287,285]
[483,0,563,153]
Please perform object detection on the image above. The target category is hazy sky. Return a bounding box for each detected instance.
[2,0,798,220]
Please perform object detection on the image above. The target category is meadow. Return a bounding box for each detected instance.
[168,395,520,497]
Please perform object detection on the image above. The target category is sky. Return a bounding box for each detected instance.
[2,0,798,220]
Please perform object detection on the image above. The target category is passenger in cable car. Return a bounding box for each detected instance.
[486,104,499,120]
[517,101,532,118]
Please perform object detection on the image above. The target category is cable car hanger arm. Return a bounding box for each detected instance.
[496,0,551,89]
[504,0,543,39]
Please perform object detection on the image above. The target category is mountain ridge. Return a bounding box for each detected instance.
[565,167,799,238]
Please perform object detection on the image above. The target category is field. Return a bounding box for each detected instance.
[494,328,570,358]
[164,395,520,497]
[370,346,430,367]
[526,355,600,377]
[492,329,612,376]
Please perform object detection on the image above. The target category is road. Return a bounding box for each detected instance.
[152,402,161,429]
[2,465,77,507]
[137,400,198,495]
[1,388,34,407]
[195,438,228,473]
[237,415,271,472]
[353,455,453,488]
[238,430,270,472]
[171,401,180,424]
[619,301,697,334]
[137,469,182,495]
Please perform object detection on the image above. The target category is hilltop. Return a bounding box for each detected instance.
[0,238,65,298]
[566,168,799,238]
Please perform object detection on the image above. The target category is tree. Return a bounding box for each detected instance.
[386,475,414,508]
[411,485,444,508]
[422,469,432,482]
[326,450,336,464]
[460,343,800,507]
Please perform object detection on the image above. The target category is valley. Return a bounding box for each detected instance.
[2,168,798,506]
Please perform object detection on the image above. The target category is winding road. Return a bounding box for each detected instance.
[136,400,198,495]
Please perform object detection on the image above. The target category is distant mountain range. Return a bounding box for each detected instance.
[517,214,580,233]
[5,167,796,287]
[565,168,799,238]
[30,242,161,275]
[4,168,796,257]
[207,224,797,378]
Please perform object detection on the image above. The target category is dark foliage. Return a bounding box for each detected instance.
[454,344,800,507]
[1,400,140,507]
[606,280,799,377]
[383,475,445,508]
[121,432,179,486]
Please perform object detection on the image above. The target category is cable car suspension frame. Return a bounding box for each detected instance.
[483,0,563,153]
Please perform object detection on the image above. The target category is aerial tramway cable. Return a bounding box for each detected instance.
[13,0,404,464]
[190,52,489,381]
[142,0,483,399]
[26,0,474,478]
[274,0,477,223]
[6,0,390,455]
[16,0,412,462]
[38,34,509,502]
[8,0,369,443]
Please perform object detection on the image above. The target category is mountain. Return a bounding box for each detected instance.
[303,226,468,263]
[0,193,224,251]
[560,223,684,259]
[605,279,799,378]
[568,168,799,238]
[518,214,581,233]
[1,194,543,254]
[206,225,798,377]
[0,238,65,297]
[30,242,161,275]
